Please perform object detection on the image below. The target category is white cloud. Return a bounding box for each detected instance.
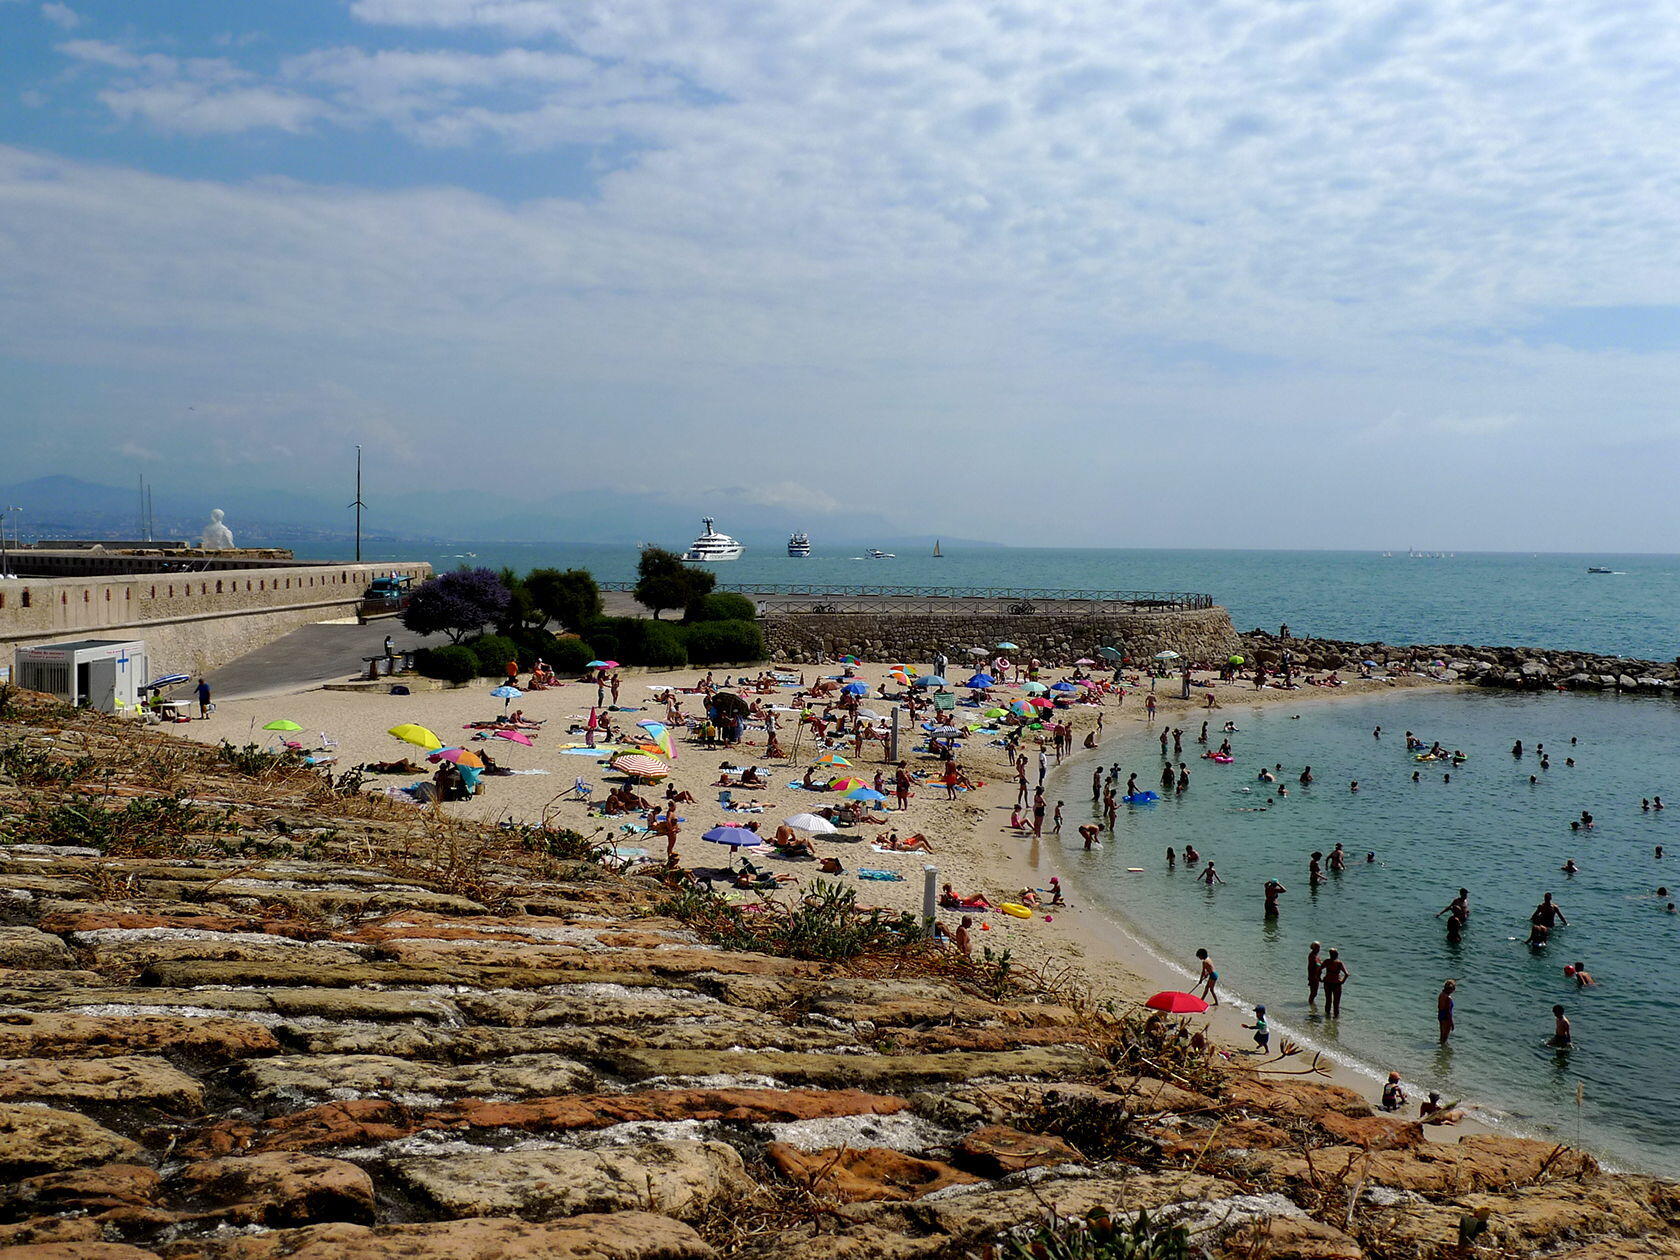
[39,2,79,29]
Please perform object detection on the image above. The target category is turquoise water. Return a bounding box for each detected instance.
[1050,689,1680,1173]
[322,541,1680,661]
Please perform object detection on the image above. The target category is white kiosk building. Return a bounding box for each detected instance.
[14,639,149,713]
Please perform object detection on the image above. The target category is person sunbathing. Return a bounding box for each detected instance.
[940,882,991,909]
[878,831,934,852]
[817,856,844,875]
[801,766,822,789]
[665,785,696,804]
[739,766,766,787]
[773,833,816,858]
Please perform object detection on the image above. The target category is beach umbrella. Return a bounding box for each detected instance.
[889,671,911,685]
[1153,650,1180,661]
[965,673,994,687]
[1050,681,1076,692]
[261,720,303,732]
[1027,698,1053,708]
[966,647,989,656]
[888,664,918,676]
[1362,659,1379,667]
[141,673,192,693]
[427,748,484,768]
[913,675,947,688]
[490,684,523,712]
[846,787,888,802]
[1099,647,1124,662]
[856,709,884,721]
[1144,990,1209,1014]
[585,660,609,669]
[1075,658,1096,665]
[784,813,838,833]
[1021,681,1049,693]
[983,707,1008,719]
[702,826,762,847]
[842,682,869,696]
[926,725,962,738]
[1227,656,1244,665]
[611,753,670,780]
[814,752,852,766]
[840,655,861,664]
[996,642,1019,651]
[492,730,534,746]
[829,776,868,791]
[1009,701,1034,716]
[389,723,443,750]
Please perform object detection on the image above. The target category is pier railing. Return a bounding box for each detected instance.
[598,582,1214,616]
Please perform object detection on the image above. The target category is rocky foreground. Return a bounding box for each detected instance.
[0,695,1676,1258]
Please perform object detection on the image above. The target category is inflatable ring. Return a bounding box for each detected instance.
[999,902,1033,919]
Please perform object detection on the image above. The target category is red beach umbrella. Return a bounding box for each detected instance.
[1144,990,1209,1014]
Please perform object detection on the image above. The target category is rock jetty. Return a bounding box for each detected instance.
[0,691,1675,1258]
[1242,631,1680,695]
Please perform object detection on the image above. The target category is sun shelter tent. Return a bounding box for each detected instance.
[14,639,149,713]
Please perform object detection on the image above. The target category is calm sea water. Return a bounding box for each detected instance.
[1050,689,1680,1174]
[324,542,1680,661]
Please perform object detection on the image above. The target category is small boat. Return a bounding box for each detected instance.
[681,517,744,562]
[1587,566,1613,574]
[866,548,896,559]
[932,539,943,558]
[787,530,811,557]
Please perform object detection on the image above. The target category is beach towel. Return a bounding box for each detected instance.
[858,868,904,881]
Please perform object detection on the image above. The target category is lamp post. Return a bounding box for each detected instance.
[0,506,20,579]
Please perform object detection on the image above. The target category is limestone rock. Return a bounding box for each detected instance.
[170,1152,375,1226]
[0,1104,141,1178]
[1,1164,162,1216]
[0,1241,161,1258]
[1223,1072,1372,1120]
[157,1213,713,1259]
[767,1143,983,1201]
[396,1140,749,1221]
[1264,1133,1595,1194]
[0,927,77,970]
[238,1054,592,1110]
[0,1056,203,1111]
[606,1046,1099,1088]
[953,1125,1085,1174]
[1316,1112,1423,1149]
[0,1012,278,1062]
[1214,1216,1362,1259]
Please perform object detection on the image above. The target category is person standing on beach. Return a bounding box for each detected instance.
[1321,949,1349,1018]
[1437,979,1456,1044]
[1052,801,1063,834]
[1146,694,1157,721]
[1306,941,1322,1005]
[894,762,911,811]
[195,677,211,719]
[1031,787,1046,837]
[1195,948,1220,1005]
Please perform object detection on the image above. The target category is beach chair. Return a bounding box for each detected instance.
[932,692,957,715]
[561,776,593,800]
[318,732,339,751]
[718,789,733,808]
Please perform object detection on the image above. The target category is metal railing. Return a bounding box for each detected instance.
[599,582,1213,615]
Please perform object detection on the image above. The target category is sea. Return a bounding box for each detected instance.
[317,538,1680,1169]
[324,541,1680,662]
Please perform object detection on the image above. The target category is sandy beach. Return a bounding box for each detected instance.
[181,656,1476,1130]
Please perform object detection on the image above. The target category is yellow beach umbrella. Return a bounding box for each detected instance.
[388,723,443,751]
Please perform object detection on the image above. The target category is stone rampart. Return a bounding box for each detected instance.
[0,562,432,677]
[762,605,1240,665]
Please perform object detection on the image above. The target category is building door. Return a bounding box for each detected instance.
[75,662,89,707]
[87,660,117,712]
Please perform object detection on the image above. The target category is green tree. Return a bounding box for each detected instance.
[634,548,716,619]
[495,568,545,635]
[526,567,603,632]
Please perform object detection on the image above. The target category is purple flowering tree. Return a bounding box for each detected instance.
[400,567,511,643]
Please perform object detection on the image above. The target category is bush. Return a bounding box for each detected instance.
[400,568,510,643]
[685,591,757,622]
[469,634,521,678]
[639,620,689,667]
[415,644,477,684]
[585,630,620,665]
[682,618,766,664]
[547,636,597,672]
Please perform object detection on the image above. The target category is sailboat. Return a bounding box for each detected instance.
[932,539,943,558]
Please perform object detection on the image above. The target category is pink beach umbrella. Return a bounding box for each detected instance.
[493,730,534,746]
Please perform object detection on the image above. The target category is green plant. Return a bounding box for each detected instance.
[683,619,766,664]
[415,645,478,684]
[0,741,96,787]
[638,620,689,667]
[635,546,715,619]
[662,879,919,962]
[214,740,297,776]
[526,568,603,632]
[547,636,596,672]
[995,1209,1191,1260]
[685,591,756,622]
[469,633,521,677]
[503,822,611,863]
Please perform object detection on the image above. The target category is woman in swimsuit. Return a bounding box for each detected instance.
[1321,948,1348,1018]
[1437,979,1456,1044]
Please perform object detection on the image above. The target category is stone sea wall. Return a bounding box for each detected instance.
[1240,629,1680,695]
[762,606,1241,665]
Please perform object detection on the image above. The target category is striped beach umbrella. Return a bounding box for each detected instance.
[611,753,671,780]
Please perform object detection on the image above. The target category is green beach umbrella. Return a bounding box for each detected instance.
[1228,655,1245,665]
[262,720,303,732]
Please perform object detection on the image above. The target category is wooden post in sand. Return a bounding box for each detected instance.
[921,864,937,939]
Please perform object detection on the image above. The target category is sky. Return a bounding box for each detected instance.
[2,0,1680,551]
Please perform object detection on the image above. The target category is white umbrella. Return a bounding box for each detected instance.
[784,813,839,833]
[966,647,990,656]
[1153,650,1181,661]
[857,709,885,721]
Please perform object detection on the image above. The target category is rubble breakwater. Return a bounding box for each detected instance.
[1242,629,1680,695]
[0,692,1674,1258]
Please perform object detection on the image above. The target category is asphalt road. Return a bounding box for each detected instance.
[203,620,449,701]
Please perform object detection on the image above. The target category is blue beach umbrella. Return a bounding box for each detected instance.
[702,826,763,847]
[964,673,995,688]
[490,684,523,711]
[1050,681,1076,692]
[842,682,870,696]
[846,787,888,802]
[913,675,947,688]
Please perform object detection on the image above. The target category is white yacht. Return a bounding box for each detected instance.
[787,530,811,557]
[681,517,744,562]
[866,548,896,559]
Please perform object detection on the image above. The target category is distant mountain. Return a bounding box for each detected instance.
[0,475,1003,551]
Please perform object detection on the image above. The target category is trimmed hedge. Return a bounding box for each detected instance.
[546,636,597,672]
[469,634,521,678]
[682,618,766,665]
[415,644,477,685]
[685,591,757,623]
[640,620,689,668]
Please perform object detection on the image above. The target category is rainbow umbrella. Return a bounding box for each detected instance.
[814,752,852,767]
[829,776,868,791]
[389,724,443,751]
[637,720,675,759]
[427,748,484,768]
[262,720,303,732]
[840,655,861,664]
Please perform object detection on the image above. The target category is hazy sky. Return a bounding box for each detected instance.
[3,0,1679,550]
